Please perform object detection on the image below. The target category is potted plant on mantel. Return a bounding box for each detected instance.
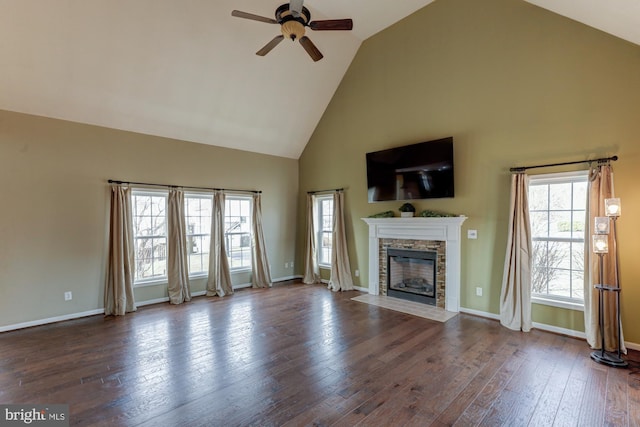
[399,202,416,218]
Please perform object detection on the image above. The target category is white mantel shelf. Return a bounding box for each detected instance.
[362,216,467,312]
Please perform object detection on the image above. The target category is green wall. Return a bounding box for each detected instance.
[298,0,640,342]
[0,110,298,328]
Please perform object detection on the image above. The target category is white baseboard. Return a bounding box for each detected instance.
[531,321,586,339]
[459,307,500,320]
[0,309,105,333]
[459,306,640,350]
[460,306,587,338]
[353,286,368,293]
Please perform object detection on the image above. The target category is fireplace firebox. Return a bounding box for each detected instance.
[387,248,437,306]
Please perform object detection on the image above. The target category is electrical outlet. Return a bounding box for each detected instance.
[475,287,483,297]
[290,261,294,269]
[355,269,360,277]
[284,262,289,268]
[64,291,73,301]
[468,229,478,239]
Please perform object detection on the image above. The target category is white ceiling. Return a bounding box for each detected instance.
[1,0,638,159]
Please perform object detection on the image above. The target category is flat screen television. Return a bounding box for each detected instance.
[366,137,454,202]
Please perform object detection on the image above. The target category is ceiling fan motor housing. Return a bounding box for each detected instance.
[276,4,310,41]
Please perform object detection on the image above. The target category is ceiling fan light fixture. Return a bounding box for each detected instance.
[281,20,306,41]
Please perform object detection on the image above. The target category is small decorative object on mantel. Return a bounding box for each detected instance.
[368,210,395,218]
[418,209,457,217]
[398,203,416,217]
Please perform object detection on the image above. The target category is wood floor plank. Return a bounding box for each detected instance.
[1,282,639,427]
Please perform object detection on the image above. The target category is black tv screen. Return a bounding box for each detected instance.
[366,137,454,202]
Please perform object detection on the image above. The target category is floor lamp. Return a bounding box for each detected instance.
[589,198,627,368]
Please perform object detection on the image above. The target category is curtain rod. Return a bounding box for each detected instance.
[307,187,344,194]
[510,155,618,173]
[108,179,261,194]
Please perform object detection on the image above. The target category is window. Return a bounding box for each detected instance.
[132,191,168,283]
[184,194,212,275]
[528,171,588,305]
[225,196,252,269]
[316,195,334,266]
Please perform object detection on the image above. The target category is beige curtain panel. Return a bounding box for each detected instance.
[585,164,625,353]
[207,191,233,297]
[328,191,354,292]
[104,184,137,316]
[167,189,192,304]
[303,194,320,284]
[500,173,532,332]
[251,193,272,288]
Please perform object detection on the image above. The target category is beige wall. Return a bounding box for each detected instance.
[298,0,640,342]
[0,110,298,328]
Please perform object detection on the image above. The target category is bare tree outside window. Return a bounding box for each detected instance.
[132,193,168,282]
[529,173,587,302]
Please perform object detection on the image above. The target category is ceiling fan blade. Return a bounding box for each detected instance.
[231,10,278,24]
[299,36,323,62]
[309,19,353,31]
[289,0,304,17]
[256,35,285,56]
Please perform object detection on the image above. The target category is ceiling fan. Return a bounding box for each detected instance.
[231,0,353,62]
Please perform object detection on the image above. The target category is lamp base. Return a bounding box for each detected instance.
[590,350,628,368]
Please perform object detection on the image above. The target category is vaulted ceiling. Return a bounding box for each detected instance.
[1,0,638,159]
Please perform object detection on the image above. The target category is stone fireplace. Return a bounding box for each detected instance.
[362,216,467,312]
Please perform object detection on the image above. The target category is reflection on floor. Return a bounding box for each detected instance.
[351,293,458,322]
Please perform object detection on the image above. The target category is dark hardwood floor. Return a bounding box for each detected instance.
[1,282,639,426]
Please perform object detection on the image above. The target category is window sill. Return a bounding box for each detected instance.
[134,278,167,288]
[532,296,584,312]
[134,274,208,288]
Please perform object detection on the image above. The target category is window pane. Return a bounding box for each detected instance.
[549,211,572,238]
[225,197,252,269]
[572,210,586,239]
[316,197,334,265]
[132,193,168,283]
[554,242,571,269]
[529,185,548,211]
[185,195,213,275]
[549,183,571,210]
[572,181,587,210]
[530,212,549,237]
[548,269,570,298]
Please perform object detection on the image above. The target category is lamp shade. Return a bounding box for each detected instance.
[605,198,621,217]
[594,217,610,234]
[593,234,609,254]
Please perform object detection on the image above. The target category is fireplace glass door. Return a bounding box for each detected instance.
[387,248,437,305]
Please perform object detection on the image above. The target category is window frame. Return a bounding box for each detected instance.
[184,192,213,278]
[224,195,253,271]
[315,195,334,268]
[528,170,588,311]
[131,189,169,287]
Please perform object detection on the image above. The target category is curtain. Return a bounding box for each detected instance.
[104,184,137,316]
[585,164,625,352]
[167,188,191,304]
[303,194,320,284]
[328,191,354,292]
[251,193,272,288]
[207,191,233,297]
[500,173,532,332]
